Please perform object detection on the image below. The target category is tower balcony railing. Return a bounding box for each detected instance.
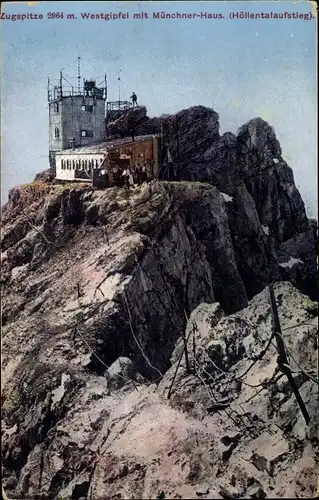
[106,101,132,112]
[48,87,106,102]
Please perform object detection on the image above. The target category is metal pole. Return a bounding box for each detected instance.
[159,119,164,178]
[167,326,193,399]
[176,120,180,180]
[60,71,63,97]
[268,284,310,425]
[183,329,190,373]
[118,71,121,103]
[192,325,196,373]
[77,56,81,94]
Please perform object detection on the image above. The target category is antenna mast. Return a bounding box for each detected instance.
[77,56,81,94]
[118,70,121,102]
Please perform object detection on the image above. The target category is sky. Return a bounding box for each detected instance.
[0,0,317,216]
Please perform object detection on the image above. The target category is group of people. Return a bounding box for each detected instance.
[110,164,148,188]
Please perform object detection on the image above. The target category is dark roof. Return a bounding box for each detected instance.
[56,135,159,155]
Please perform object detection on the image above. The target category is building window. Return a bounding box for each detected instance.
[95,159,99,168]
[55,127,60,139]
[72,160,75,170]
[61,160,64,170]
[66,159,69,169]
[81,160,85,169]
[54,102,59,113]
[81,130,93,138]
[81,105,93,112]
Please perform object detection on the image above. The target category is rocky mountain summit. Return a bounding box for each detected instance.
[1,105,318,499]
[107,105,317,298]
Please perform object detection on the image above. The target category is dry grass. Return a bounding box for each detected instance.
[50,182,91,195]
[2,181,91,225]
[18,180,52,205]
[2,181,52,223]
[18,181,91,203]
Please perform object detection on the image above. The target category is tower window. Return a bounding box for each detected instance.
[55,128,60,139]
[81,130,93,138]
[54,102,59,113]
[81,105,93,112]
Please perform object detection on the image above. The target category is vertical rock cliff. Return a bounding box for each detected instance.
[1,104,317,499]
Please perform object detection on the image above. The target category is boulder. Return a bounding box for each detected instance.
[107,357,138,388]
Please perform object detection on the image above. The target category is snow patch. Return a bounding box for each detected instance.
[262,225,270,235]
[279,257,304,269]
[273,158,279,164]
[11,264,29,280]
[6,424,18,436]
[221,192,233,203]
[51,373,70,407]
[98,273,123,300]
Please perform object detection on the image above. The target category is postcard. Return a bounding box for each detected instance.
[1,2,317,499]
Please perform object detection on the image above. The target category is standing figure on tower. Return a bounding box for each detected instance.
[130,92,138,107]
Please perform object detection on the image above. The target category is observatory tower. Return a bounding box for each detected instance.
[48,60,107,176]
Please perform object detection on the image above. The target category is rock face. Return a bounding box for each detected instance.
[1,104,317,499]
[106,106,149,138]
[237,118,308,244]
[105,105,317,301]
[2,273,318,499]
[1,181,247,379]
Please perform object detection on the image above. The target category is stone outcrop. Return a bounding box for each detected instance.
[1,182,247,380]
[106,105,149,138]
[1,103,317,499]
[105,105,317,301]
[236,118,308,243]
[2,274,318,499]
